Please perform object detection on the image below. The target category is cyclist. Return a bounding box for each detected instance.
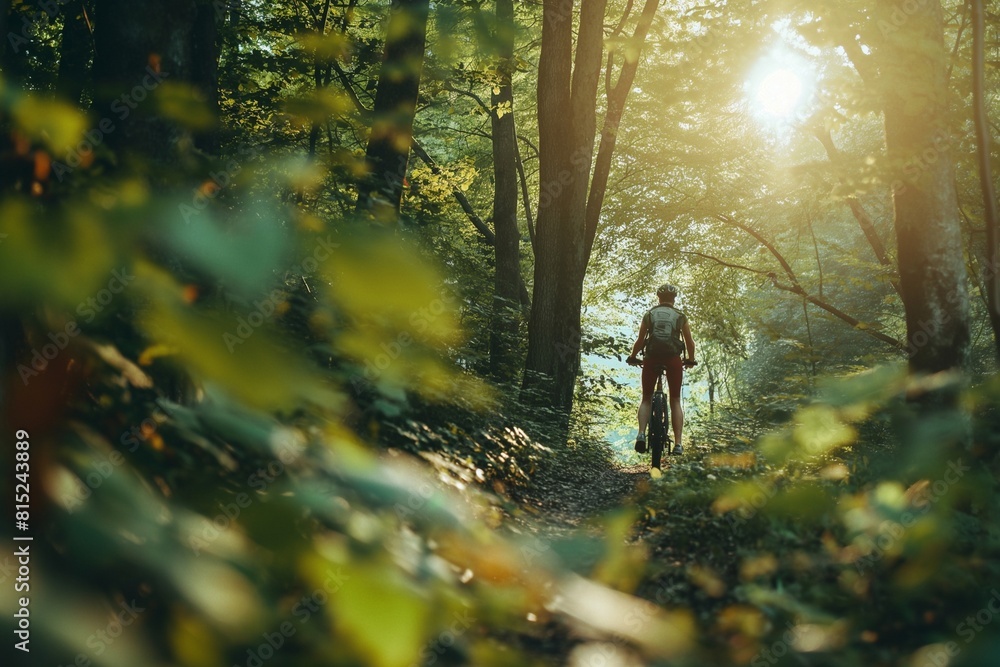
[626,284,696,456]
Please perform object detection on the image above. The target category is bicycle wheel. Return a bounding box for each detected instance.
[649,391,667,469]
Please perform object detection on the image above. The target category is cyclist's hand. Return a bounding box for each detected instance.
[626,355,642,367]
[683,359,698,369]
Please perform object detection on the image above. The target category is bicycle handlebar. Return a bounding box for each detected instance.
[626,356,697,368]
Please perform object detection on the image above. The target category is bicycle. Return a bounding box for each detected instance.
[628,357,697,470]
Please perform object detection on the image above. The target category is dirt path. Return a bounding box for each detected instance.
[514,443,650,531]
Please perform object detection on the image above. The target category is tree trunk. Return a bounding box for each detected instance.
[308,0,333,159]
[878,2,970,378]
[354,0,430,221]
[488,0,523,381]
[523,0,659,416]
[971,0,1000,361]
[56,0,93,105]
[583,0,660,264]
[91,0,202,165]
[1,0,29,84]
[523,0,606,414]
[707,362,715,417]
[190,0,221,153]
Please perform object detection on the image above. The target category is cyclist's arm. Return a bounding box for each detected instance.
[630,319,649,358]
[682,321,695,360]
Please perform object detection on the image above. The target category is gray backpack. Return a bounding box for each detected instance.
[644,305,686,358]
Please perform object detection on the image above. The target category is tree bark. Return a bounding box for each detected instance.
[523,0,607,413]
[878,2,970,377]
[91,0,202,165]
[523,0,658,417]
[1,0,28,84]
[308,0,333,159]
[56,0,93,106]
[354,0,430,221]
[971,0,1000,361]
[489,0,522,381]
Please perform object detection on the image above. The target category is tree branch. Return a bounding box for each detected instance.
[946,0,971,86]
[583,0,660,266]
[706,216,906,351]
[332,61,509,253]
[680,250,769,276]
[840,36,878,86]
[331,61,372,119]
[812,127,901,296]
[714,213,798,284]
[442,81,492,115]
[409,142,493,240]
[515,139,535,251]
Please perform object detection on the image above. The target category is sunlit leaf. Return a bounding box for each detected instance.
[11,95,88,154]
[156,81,216,129]
[314,559,430,667]
[140,301,340,410]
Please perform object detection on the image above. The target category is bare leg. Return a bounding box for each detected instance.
[670,395,683,446]
[638,394,652,435]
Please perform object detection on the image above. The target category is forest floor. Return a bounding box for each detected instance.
[498,414,771,664]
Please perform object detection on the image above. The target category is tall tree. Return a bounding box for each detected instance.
[523,0,606,411]
[355,0,430,221]
[91,0,213,164]
[1,0,29,84]
[489,0,522,380]
[876,1,970,377]
[971,0,1000,360]
[524,0,660,414]
[56,0,93,105]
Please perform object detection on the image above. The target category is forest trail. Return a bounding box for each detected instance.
[515,443,648,537]
[492,428,752,662]
[517,428,728,535]
[510,419,768,611]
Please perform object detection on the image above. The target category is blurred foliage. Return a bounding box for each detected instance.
[1,1,1000,667]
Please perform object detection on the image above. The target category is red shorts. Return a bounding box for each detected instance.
[642,356,683,401]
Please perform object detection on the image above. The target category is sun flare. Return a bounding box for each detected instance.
[755,67,804,119]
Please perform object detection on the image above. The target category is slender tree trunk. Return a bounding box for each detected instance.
[191,0,221,153]
[971,0,1000,361]
[707,362,716,417]
[583,0,659,263]
[354,0,430,221]
[489,0,522,381]
[309,0,333,159]
[1,0,29,83]
[56,0,93,105]
[878,2,970,378]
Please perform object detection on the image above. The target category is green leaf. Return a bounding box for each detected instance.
[162,206,290,295]
[325,562,429,667]
[155,81,216,130]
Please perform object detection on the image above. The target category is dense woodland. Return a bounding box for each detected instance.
[2,0,1000,665]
